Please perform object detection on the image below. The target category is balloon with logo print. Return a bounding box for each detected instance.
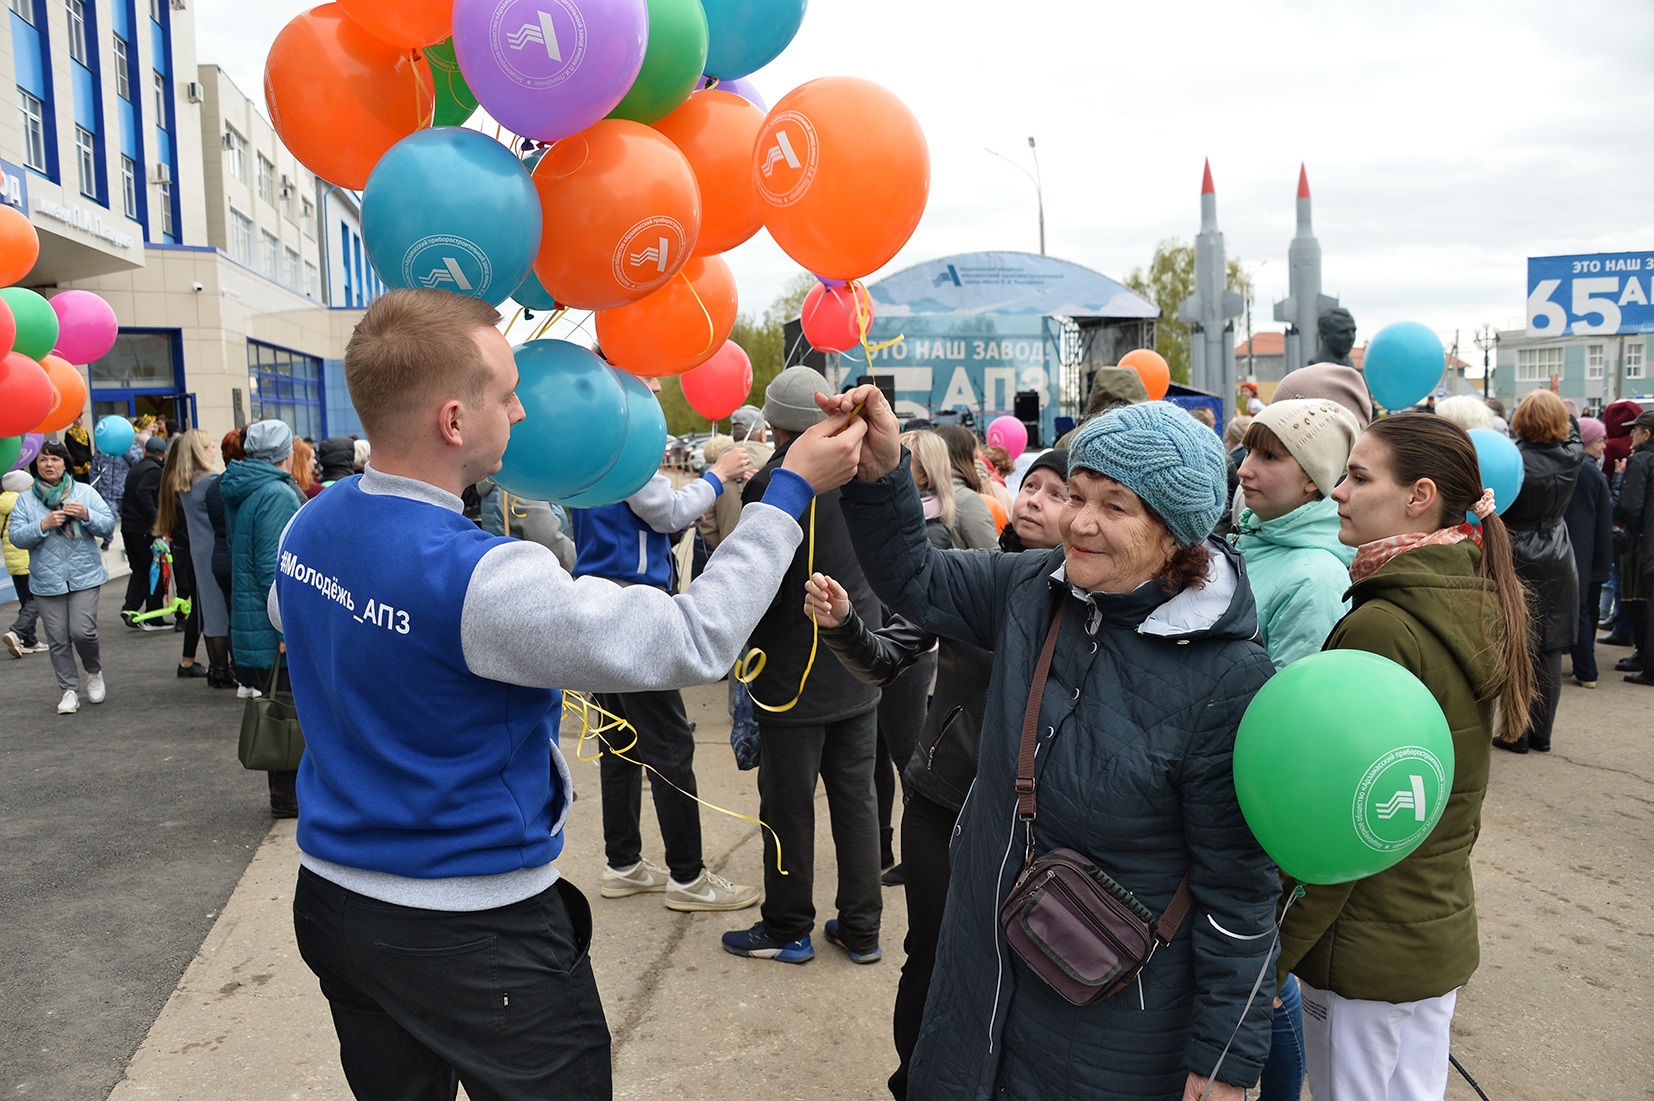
[606,0,707,125]
[594,255,737,376]
[532,120,701,310]
[6,431,44,472]
[798,279,871,354]
[0,205,39,287]
[754,77,929,281]
[0,352,53,436]
[1466,427,1523,525]
[557,369,669,505]
[1119,348,1170,401]
[363,127,542,308]
[338,0,453,46]
[49,290,118,364]
[264,4,433,190]
[423,39,480,126]
[451,0,648,143]
[1,288,58,362]
[94,414,135,456]
[678,340,751,421]
[1233,649,1455,884]
[494,340,629,500]
[985,415,1027,460]
[33,354,88,434]
[653,89,764,256]
[1364,321,1445,411]
[701,0,806,80]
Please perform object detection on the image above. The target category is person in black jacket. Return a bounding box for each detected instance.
[806,445,1070,1100]
[1500,390,1586,752]
[1615,411,1654,684]
[119,435,169,627]
[721,366,885,966]
[1566,417,1615,687]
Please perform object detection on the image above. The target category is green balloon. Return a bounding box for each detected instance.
[1233,649,1455,885]
[607,0,709,125]
[0,435,19,473]
[423,40,478,128]
[0,287,58,361]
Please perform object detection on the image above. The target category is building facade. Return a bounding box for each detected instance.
[1493,328,1651,415]
[2,1,376,444]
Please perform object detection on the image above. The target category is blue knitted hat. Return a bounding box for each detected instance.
[1067,401,1229,546]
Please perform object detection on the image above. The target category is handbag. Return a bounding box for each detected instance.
[237,662,306,771]
[998,603,1194,1006]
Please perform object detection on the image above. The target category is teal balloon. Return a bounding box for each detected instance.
[362,127,541,308]
[422,39,479,127]
[1466,427,1523,525]
[1233,649,1455,885]
[1364,321,1445,411]
[93,414,135,455]
[513,271,557,311]
[557,371,668,505]
[0,287,59,361]
[702,0,806,80]
[495,340,628,500]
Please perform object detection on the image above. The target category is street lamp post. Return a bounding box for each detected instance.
[1474,324,1499,401]
[986,140,1045,256]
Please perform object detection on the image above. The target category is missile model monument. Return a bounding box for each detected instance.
[1176,160,1246,408]
[1273,164,1340,376]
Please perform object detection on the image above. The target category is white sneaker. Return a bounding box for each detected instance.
[3,631,22,658]
[85,672,106,704]
[599,858,669,898]
[57,690,79,714]
[236,684,263,700]
[665,869,761,912]
[139,622,172,633]
[28,642,49,653]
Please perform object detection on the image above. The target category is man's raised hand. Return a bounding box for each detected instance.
[815,384,901,481]
[780,413,867,494]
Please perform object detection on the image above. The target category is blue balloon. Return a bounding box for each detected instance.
[362,127,541,308]
[1466,428,1524,525]
[558,371,669,506]
[702,0,808,80]
[514,271,558,312]
[495,341,628,500]
[93,414,134,456]
[1364,321,1445,411]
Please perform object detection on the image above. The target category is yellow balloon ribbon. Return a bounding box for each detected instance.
[561,691,789,875]
[732,499,819,715]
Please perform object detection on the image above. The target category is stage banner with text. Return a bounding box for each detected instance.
[1527,252,1654,336]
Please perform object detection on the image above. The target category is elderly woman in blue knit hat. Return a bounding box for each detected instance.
[830,386,1280,1101]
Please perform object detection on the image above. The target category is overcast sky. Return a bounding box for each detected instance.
[198,0,1654,357]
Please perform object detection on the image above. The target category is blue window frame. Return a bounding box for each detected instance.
[247,340,325,440]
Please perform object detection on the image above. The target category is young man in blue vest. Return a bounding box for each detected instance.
[270,289,866,1101]
[569,444,763,912]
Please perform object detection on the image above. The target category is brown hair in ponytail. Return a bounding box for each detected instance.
[1362,414,1534,736]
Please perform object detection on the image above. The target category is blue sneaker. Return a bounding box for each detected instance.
[824,919,882,964]
[721,922,813,964]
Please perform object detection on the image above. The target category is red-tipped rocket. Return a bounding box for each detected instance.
[1179,159,1245,403]
[1274,163,1338,373]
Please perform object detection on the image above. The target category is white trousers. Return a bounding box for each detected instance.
[1299,982,1459,1101]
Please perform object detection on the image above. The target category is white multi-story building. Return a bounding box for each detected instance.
[2,0,380,441]
[1493,327,1651,415]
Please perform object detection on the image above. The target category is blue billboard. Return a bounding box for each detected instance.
[1527,252,1654,336]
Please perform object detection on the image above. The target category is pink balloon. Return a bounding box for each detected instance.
[800,280,873,354]
[679,341,752,421]
[986,415,1028,459]
[50,290,118,364]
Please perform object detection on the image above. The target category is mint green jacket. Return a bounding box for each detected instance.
[1232,496,1356,668]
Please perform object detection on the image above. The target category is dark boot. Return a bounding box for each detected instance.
[880,827,895,871]
[205,637,236,689]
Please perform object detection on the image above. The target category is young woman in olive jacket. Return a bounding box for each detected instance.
[1279,414,1534,1101]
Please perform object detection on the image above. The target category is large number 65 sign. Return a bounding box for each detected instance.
[1528,277,1624,336]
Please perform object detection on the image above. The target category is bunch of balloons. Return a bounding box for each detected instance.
[265,0,932,503]
[0,207,119,469]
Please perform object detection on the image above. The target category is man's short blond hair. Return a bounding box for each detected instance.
[345,289,502,441]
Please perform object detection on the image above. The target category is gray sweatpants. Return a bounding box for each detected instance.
[36,588,102,693]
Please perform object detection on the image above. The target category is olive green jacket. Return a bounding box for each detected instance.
[1277,541,1504,1002]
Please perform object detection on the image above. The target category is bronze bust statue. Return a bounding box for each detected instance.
[1314,308,1357,366]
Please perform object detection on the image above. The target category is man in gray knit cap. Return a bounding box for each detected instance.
[722,366,886,964]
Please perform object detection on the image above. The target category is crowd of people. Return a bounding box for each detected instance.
[3,288,1637,1100]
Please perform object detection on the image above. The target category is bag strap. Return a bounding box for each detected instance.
[1015,601,1067,824]
[1155,873,1194,944]
[265,659,282,697]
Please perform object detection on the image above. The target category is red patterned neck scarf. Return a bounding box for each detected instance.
[1349,523,1483,584]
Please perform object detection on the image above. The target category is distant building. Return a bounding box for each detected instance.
[2,1,376,439]
[1238,332,1479,402]
[1493,328,1650,414]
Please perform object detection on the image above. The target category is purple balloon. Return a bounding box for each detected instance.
[11,432,43,471]
[715,75,767,112]
[453,0,648,142]
[50,290,118,365]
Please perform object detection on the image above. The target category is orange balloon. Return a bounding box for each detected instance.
[533,120,702,311]
[34,354,88,433]
[0,206,40,287]
[1119,348,1170,401]
[595,256,738,377]
[263,4,433,189]
[653,89,764,257]
[337,0,450,47]
[753,76,929,281]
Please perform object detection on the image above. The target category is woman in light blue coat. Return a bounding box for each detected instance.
[7,440,116,714]
[1229,398,1359,1101]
